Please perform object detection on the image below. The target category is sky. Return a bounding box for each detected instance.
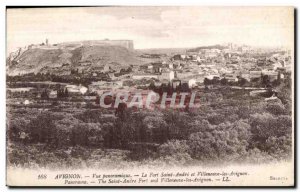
[7,6,294,53]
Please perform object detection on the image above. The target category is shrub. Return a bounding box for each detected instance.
[70,123,90,146]
[250,113,292,151]
[188,120,251,161]
[7,118,30,141]
[26,112,58,144]
[127,147,157,161]
[265,102,287,115]
[163,111,193,140]
[265,135,292,160]
[74,110,103,123]
[143,114,167,143]
[158,140,192,165]
[236,148,275,164]
[188,119,214,133]
[70,146,91,160]
[207,112,226,125]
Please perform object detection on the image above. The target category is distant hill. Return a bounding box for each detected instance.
[7,44,145,76]
[187,45,227,52]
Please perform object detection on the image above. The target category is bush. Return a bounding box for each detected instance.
[102,114,139,149]
[188,120,251,161]
[127,147,157,161]
[70,123,102,146]
[7,118,30,141]
[236,148,275,164]
[74,110,103,123]
[250,113,292,151]
[265,102,287,115]
[158,140,192,165]
[70,146,91,160]
[159,140,190,156]
[26,112,58,144]
[143,114,167,143]
[163,111,193,140]
[207,112,226,125]
[265,135,292,160]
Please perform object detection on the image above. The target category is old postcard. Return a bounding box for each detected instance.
[6,6,295,186]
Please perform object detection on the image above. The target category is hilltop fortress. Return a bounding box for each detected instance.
[6,39,138,76]
[7,39,135,67]
[11,39,134,54]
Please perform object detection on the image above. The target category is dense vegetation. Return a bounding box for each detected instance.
[7,80,293,169]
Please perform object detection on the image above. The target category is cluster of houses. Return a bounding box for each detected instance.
[7,43,292,107]
[127,44,291,90]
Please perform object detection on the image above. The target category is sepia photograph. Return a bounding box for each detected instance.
[5,6,295,187]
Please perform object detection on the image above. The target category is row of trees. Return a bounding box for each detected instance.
[203,73,283,88]
[7,72,110,87]
[40,88,69,99]
[149,81,191,95]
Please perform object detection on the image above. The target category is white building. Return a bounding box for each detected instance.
[188,79,197,88]
[65,85,88,94]
[159,71,174,82]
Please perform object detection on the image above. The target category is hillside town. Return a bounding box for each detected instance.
[7,39,292,110]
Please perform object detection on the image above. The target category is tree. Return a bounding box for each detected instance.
[41,89,49,99]
[57,89,63,98]
[265,102,286,115]
[163,111,192,140]
[106,112,139,149]
[149,82,156,90]
[188,120,251,161]
[204,78,210,86]
[64,88,69,97]
[181,83,190,92]
[261,75,270,87]
[249,113,292,151]
[115,103,127,119]
[70,123,89,146]
[238,78,247,86]
[220,78,228,85]
[8,118,29,141]
[207,112,225,125]
[27,112,57,144]
[143,114,167,143]
[158,140,192,165]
